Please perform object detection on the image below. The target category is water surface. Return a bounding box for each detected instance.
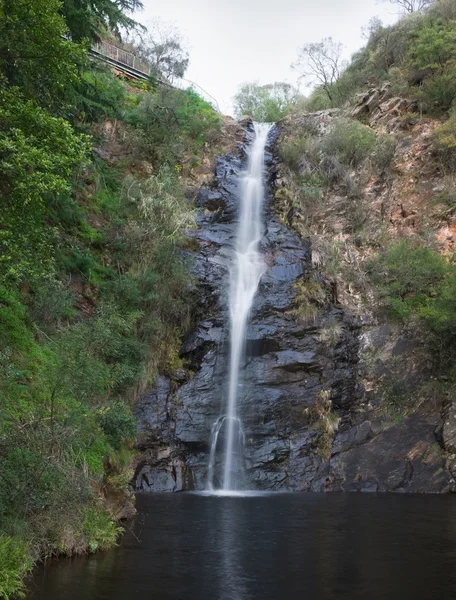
[29,493,456,600]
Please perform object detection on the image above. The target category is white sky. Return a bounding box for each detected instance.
[138,0,399,115]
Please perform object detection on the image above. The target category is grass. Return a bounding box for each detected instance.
[0,535,33,600]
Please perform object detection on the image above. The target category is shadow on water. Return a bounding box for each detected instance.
[28,493,456,600]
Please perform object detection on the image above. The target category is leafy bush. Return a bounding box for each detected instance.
[279,136,314,171]
[321,118,378,167]
[372,135,398,173]
[99,402,137,450]
[0,535,32,600]
[0,0,86,111]
[234,82,301,121]
[433,113,456,168]
[126,86,220,162]
[371,240,448,319]
[75,67,128,123]
[83,508,121,553]
[420,270,456,342]
[0,85,91,284]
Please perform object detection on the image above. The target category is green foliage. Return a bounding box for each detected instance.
[0,0,86,111]
[0,85,91,284]
[408,21,456,111]
[99,401,137,450]
[420,270,456,341]
[433,113,456,168]
[75,66,128,123]
[0,0,214,591]
[61,0,143,42]
[279,136,314,171]
[372,135,398,173]
[234,82,300,122]
[174,89,220,143]
[321,118,378,167]
[408,22,456,71]
[83,508,121,552]
[0,535,32,600]
[372,240,456,348]
[371,240,448,319]
[127,86,220,162]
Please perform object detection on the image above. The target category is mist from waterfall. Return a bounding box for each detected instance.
[207,122,272,492]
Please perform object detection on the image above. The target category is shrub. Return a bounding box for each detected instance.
[99,401,137,450]
[433,113,456,169]
[417,73,456,113]
[279,136,314,171]
[319,319,343,347]
[372,135,398,173]
[371,240,448,319]
[28,279,76,329]
[291,276,326,324]
[83,508,121,553]
[295,87,332,112]
[420,270,456,343]
[0,535,32,600]
[321,118,378,167]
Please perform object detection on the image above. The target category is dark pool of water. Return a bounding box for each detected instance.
[28,492,456,600]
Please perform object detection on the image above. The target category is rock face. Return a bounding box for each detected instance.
[133,119,453,494]
[351,83,414,131]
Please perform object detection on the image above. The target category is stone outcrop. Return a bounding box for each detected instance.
[351,83,415,131]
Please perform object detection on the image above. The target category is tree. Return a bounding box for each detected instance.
[0,85,91,283]
[378,0,431,13]
[292,38,345,106]
[128,20,189,82]
[61,0,144,42]
[408,22,456,110]
[0,0,86,111]
[233,82,300,122]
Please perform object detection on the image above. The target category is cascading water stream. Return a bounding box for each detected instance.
[207,122,272,492]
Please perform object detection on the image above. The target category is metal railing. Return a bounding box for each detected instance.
[90,40,221,113]
[92,39,152,77]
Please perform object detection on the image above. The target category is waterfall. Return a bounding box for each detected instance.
[207,122,272,492]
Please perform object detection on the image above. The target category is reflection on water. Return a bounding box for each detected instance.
[29,493,456,600]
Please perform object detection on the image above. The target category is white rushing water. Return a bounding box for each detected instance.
[207,122,272,492]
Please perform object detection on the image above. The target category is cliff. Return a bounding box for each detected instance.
[134,90,456,493]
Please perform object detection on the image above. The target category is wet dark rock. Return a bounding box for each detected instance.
[328,411,450,493]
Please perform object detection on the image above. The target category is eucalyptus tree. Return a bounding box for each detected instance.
[378,0,431,12]
[61,0,144,42]
[233,82,300,122]
[292,38,345,106]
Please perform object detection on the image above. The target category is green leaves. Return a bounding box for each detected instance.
[0,535,32,600]
[233,82,299,122]
[372,241,456,346]
[61,0,143,42]
[321,118,378,167]
[0,85,91,283]
[0,0,87,111]
[408,22,456,71]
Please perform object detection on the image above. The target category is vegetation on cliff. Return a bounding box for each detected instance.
[0,0,220,596]
[275,0,456,423]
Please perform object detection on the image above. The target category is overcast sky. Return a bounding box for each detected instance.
[138,0,399,115]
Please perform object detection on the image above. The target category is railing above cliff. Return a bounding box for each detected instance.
[89,40,221,113]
